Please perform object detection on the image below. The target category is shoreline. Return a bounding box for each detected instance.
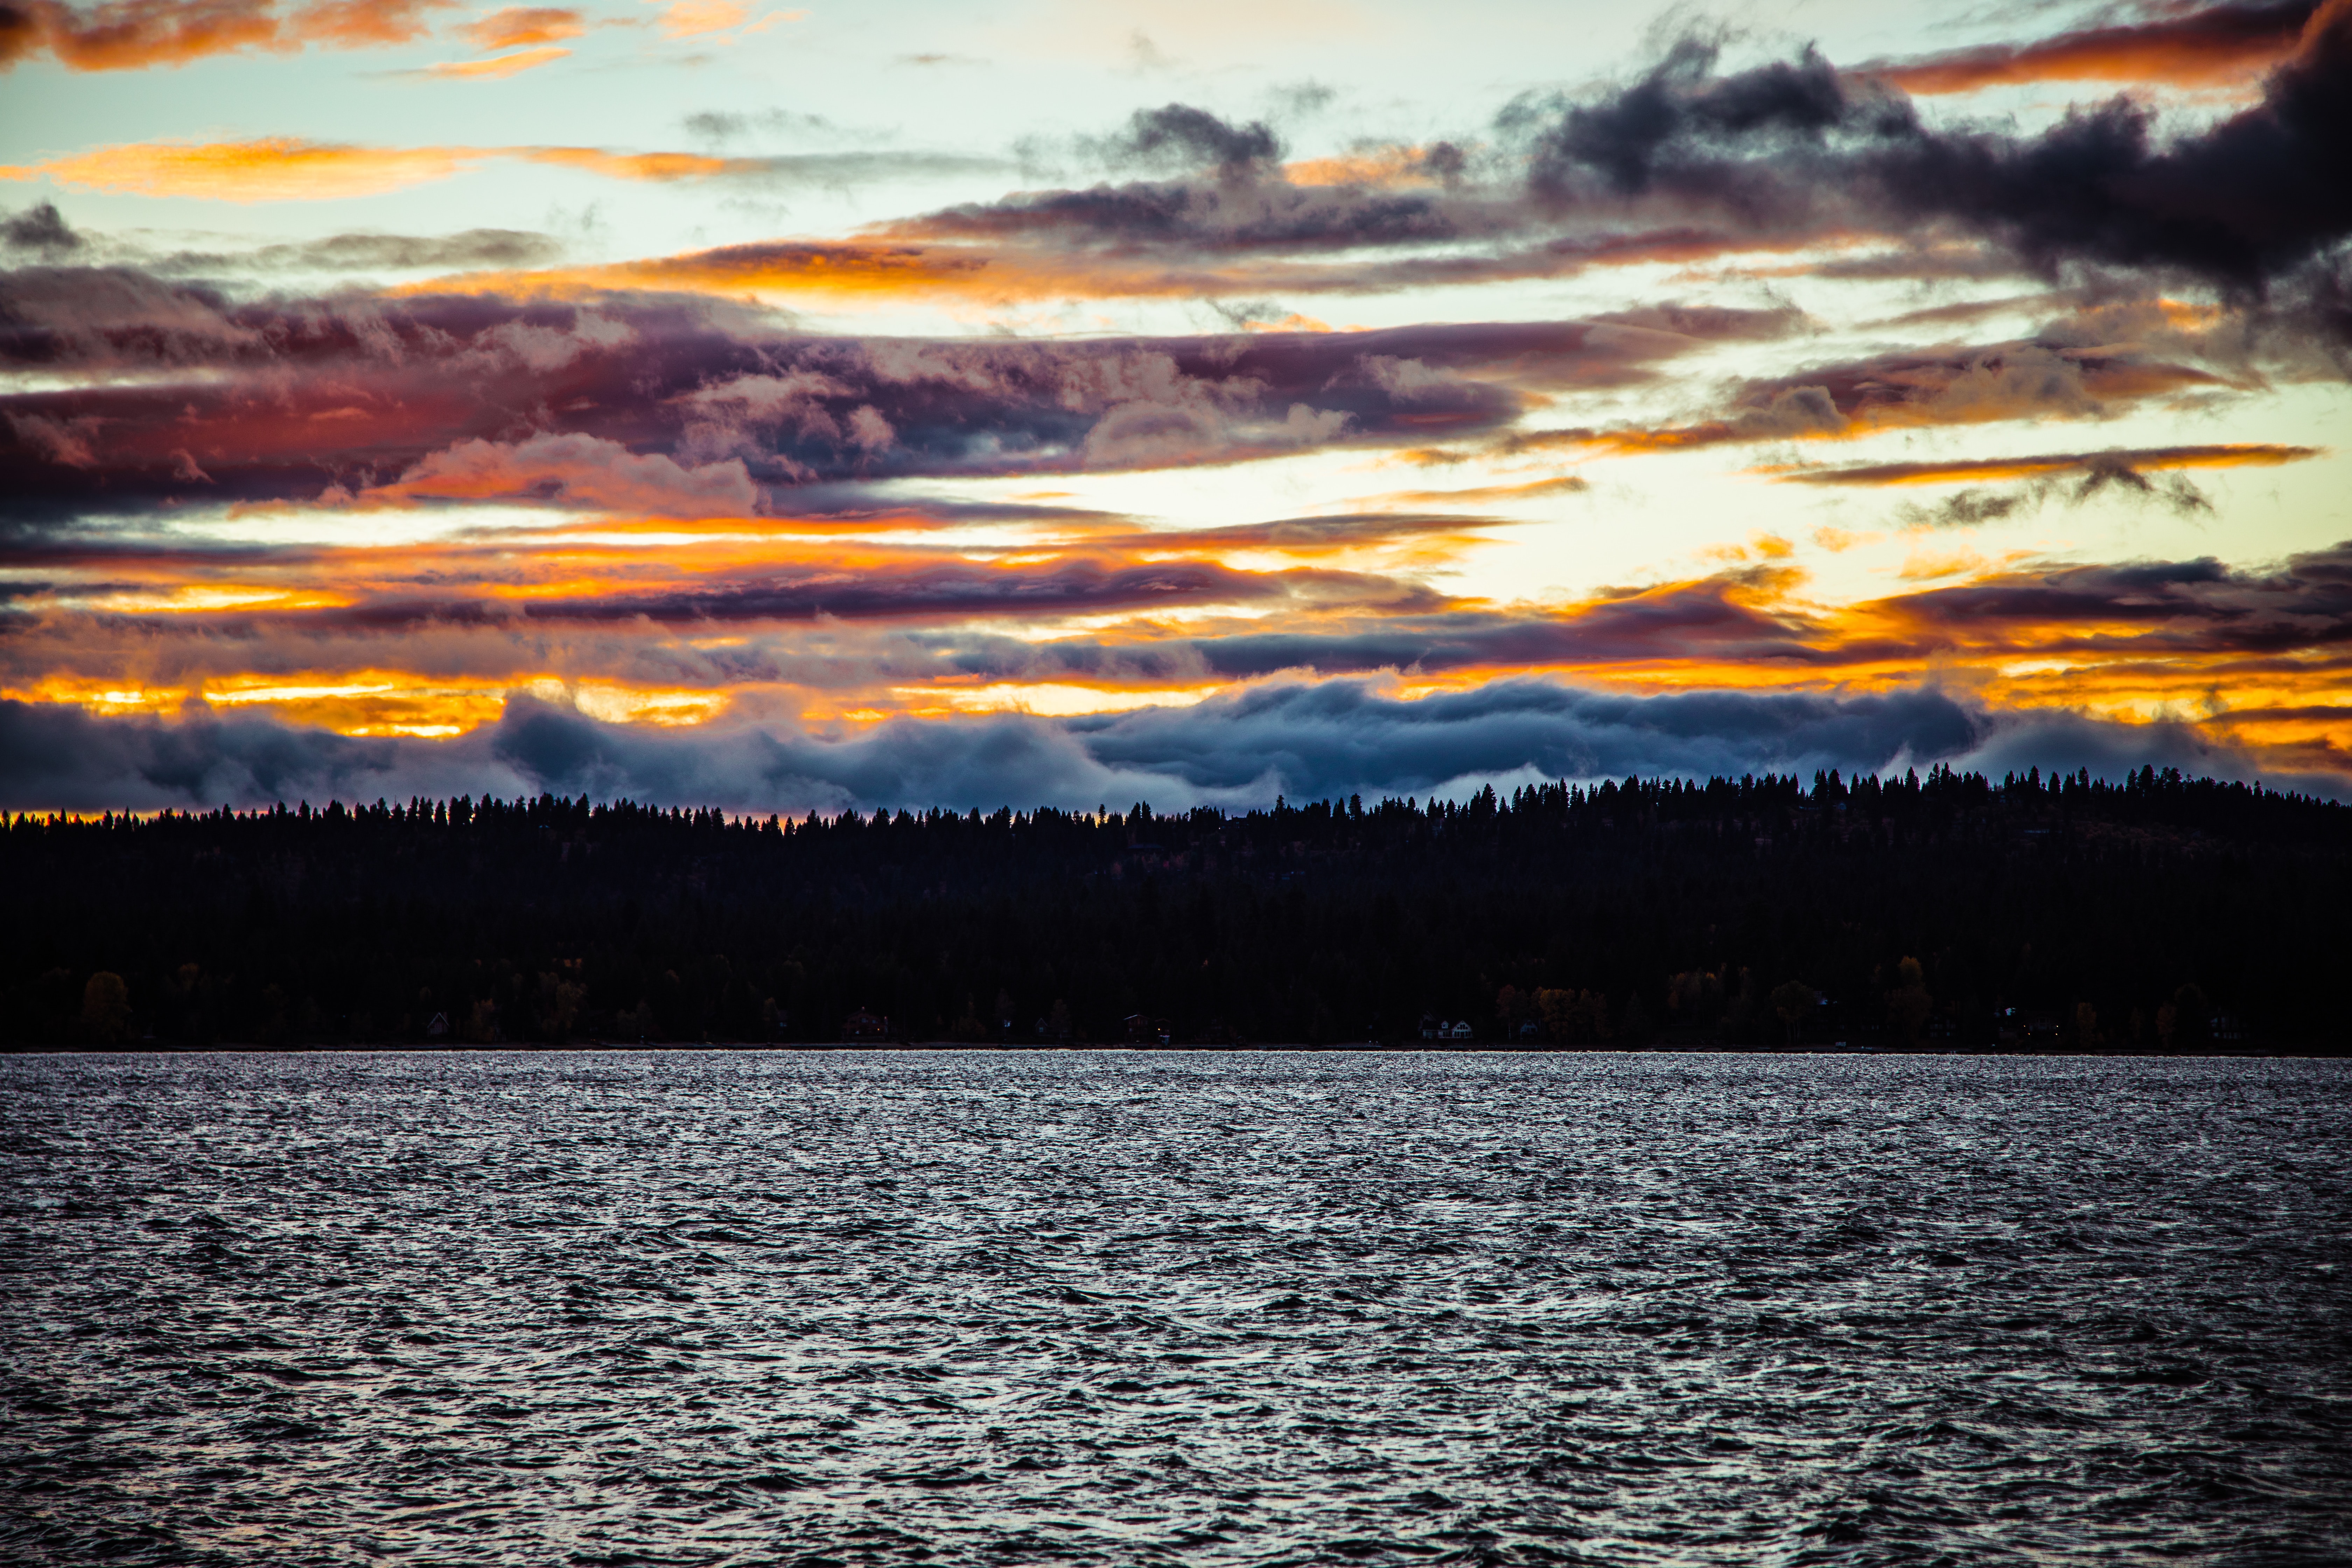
[5,1043,2339,1059]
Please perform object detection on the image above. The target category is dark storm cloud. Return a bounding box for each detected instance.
[5,678,2301,815]
[1519,10,2352,295]
[1524,40,1868,203]
[1103,104,1283,176]
[859,9,2351,317]
[1873,21,2352,292]
[2,200,82,253]
[0,696,423,811]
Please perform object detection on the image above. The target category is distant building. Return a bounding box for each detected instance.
[424,1012,449,1040]
[843,1008,891,1041]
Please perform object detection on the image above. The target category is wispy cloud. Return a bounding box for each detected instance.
[2,137,1010,201]
[1767,443,2324,487]
[413,44,570,78]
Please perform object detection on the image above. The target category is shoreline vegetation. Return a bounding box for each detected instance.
[7,765,2347,1055]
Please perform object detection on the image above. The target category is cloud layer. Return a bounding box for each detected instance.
[2,679,2305,815]
[0,286,1803,517]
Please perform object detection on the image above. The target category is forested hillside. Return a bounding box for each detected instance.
[6,765,2345,1051]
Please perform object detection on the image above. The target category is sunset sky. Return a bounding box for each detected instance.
[3,0,2348,812]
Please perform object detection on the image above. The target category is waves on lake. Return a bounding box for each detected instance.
[2,1050,2347,1565]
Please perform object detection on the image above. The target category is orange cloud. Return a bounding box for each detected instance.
[1240,313,1335,334]
[1282,143,1460,188]
[648,0,799,41]
[429,239,1011,303]
[460,5,583,48]
[519,147,750,181]
[1864,0,2321,94]
[1,137,484,201]
[418,43,569,77]
[653,0,744,36]
[1362,477,1590,507]
[1,136,772,200]
[0,0,453,71]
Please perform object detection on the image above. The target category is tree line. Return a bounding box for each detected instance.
[5,763,2345,1052]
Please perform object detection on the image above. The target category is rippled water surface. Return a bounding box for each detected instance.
[3,1051,2348,1566]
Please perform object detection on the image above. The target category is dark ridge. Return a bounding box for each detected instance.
[7,764,2346,1052]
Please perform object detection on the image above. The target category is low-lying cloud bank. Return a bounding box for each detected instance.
[0,680,2316,814]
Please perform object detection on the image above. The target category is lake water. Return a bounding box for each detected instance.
[2,1050,2346,1566]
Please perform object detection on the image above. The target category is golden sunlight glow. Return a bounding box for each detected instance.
[902,684,1219,717]
[4,138,773,202]
[1283,145,1449,187]
[419,47,573,79]
[85,586,354,614]
[528,679,732,725]
[4,139,485,201]
[207,680,399,705]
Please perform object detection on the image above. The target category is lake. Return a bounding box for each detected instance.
[2,1050,2346,1564]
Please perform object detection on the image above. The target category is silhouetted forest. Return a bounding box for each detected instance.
[7,764,2347,1052]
